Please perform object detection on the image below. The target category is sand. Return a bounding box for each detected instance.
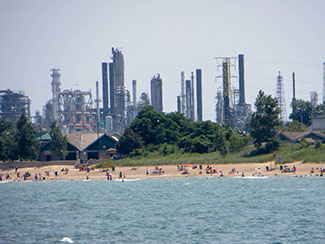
[0,161,324,182]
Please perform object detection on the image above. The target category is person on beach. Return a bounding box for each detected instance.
[119,171,122,179]
[146,168,149,175]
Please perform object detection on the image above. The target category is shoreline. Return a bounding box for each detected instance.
[0,161,324,182]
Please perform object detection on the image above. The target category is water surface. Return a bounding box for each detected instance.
[0,177,324,243]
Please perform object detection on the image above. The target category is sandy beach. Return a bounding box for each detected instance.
[0,161,324,182]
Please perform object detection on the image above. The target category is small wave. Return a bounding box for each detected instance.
[0,180,14,184]
[60,237,73,243]
[242,176,270,179]
[114,178,141,182]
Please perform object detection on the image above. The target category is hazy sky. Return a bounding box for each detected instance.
[1,0,325,121]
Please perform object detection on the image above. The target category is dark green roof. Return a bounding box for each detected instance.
[36,132,51,141]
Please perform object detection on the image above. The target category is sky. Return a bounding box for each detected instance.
[1,0,325,122]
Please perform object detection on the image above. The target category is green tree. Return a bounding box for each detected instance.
[117,127,143,156]
[116,105,236,157]
[315,103,325,116]
[49,121,68,160]
[16,115,40,160]
[0,118,18,161]
[215,125,227,156]
[228,133,248,153]
[250,90,281,153]
[2,133,18,161]
[289,99,314,125]
[282,121,307,132]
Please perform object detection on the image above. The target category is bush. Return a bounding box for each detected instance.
[299,139,309,149]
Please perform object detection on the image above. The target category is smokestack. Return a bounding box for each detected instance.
[292,72,296,101]
[96,81,100,127]
[181,71,185,114]
[132,80,137,119]
[323,60,325,104]
[185,79,191,119]
[177,96,181,113]
[191,72,195,121]
[238,54,245,105]
[109,62,115,114]
[102,62,108,115]
[196,69,203,121]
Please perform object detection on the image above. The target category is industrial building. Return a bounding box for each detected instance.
[310,91,318,108]
[0,89,31,121]
[109,48,126,134]
[150,74,163,112]
[100,48,127,134]
[178,71,197,121]
[185,79,194,120]
[215,54,251,130]
[235,54,252,130]
[43,69,97,133]
[59,89,96,133]
[125,80,142,126]
[101,48,150,134]
[51,68,61,122]
[137,92,150,111]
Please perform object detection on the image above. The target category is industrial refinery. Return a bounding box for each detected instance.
[1,48,325,136]
[0,89,31,122]
[215,55,252,130]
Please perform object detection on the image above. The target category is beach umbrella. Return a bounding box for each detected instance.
[185,164,192,167]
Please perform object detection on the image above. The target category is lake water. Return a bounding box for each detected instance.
[0,177,324,244]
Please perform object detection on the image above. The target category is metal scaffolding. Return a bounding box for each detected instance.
[215,57,237,127]
[58,89,95,133]
[0,89,31,121]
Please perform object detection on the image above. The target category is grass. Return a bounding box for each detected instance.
[95,143,325,168]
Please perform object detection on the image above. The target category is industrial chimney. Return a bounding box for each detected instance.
[238,54,245,105]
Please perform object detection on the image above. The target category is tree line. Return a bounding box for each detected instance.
[117,105,251,157]
[117,90,281,157]
[290,99,325,126]
[118,90,321,158]
[0,116,67,162]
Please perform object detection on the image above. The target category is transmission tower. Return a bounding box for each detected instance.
[276,71,287,123]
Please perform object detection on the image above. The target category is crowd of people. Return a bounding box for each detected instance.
[1,163,325,182]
